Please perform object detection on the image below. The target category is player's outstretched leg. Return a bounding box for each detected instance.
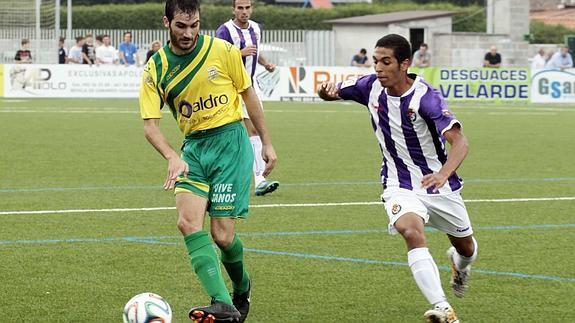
[447,235,477,298]
[219,234,251,323]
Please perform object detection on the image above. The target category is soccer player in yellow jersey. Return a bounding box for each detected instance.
[140,1,277,322]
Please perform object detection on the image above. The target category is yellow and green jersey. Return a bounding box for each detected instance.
[139,35,251,134]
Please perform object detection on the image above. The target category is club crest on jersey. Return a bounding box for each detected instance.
[442,109,453,117]
[207,66,218,81]
[407,107,417,122]
[391,203,402,215]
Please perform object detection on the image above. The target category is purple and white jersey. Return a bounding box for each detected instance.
[338,74,463,195]
[215,19,261,82]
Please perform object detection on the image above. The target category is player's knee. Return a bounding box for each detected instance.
[177,217,202,235]
[211,230,234,249]
[399,227,426,247]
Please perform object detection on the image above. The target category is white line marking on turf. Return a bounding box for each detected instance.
[1,196,574,216]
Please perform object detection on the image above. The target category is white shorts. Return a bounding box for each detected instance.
[381,188,473,238]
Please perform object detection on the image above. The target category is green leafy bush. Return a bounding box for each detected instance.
[65,2,485,31]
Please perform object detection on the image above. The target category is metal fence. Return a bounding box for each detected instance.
[0,28,335,66]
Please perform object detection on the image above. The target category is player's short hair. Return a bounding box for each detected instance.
[360,48,367,55]
[165,0,200,22]
[376,34,412,64]
[232,0,251,7]
[420,43,428,49]
[124,31,132,37]
[21,38,30,45]
[96,34,104,42]
[59,36,65,43]
[75,36,84,43]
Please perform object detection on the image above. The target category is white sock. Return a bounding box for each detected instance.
[250,136,266,187]
[453,237,478,271]
[408,247,448,306]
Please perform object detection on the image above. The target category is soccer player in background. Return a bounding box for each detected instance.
[140,0,277,321]
[215,0,280,197]
[318,34,477,323]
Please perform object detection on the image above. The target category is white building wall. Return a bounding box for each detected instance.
[333,24,389,66]
[332,16,452,66]
[434,32,530,67]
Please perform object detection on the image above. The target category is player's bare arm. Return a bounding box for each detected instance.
[143,118,189,190]
[240,86,278,176]
[317,82,341,101]
[421,125,468,192]
[258,54,275,72]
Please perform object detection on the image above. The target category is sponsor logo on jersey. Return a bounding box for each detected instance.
[179,94,230,118]
[407,107,417,122]
[456,226,470,233]
[391,203,402,215]
[207,66,218,81]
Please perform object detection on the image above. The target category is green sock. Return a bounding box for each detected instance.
[184,231,232,305]
[220,234,250,294]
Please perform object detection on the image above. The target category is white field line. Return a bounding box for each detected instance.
[1,196,574,216]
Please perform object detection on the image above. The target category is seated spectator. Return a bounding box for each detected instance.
[58,37,67,64]
[483,45,501,68]
[351,48,370,67]
[68,36,85,64]
[96,35,119,65]
[545,45,573,70]
[95,34,104,48]
[531,48,547,70]
[412,43,431,68]
[146,40,162,63]
[14,39,32,64]
[82,34,96,65]
[119,31,141,66]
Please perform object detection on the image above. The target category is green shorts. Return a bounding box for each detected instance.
[175,121,253,218]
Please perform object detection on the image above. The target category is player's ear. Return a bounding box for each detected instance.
[163,16,170,29]
[400,58,410,72]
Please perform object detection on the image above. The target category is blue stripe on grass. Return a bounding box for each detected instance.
[2,177,575,193]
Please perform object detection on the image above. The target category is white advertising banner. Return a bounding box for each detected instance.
[3,64,143,98]
[3,64,574,104]
[531,68,575,103]
[256,66,372,101]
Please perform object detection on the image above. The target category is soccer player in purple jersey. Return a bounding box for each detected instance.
[215,0,280,197]
[318,34,477,323]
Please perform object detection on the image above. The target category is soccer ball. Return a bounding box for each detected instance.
[122,292,172,323]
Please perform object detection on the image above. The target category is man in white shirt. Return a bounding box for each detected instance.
[67,36,84,64]
[531,48,547,69]
[96,35,118,65]
[545,45,574,70]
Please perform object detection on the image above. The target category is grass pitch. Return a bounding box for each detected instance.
[1,98,574,322]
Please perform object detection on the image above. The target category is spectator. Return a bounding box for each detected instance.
[531,48,547,70]
[68,36,84,64]
[14,39,32,64]
[95,34,118,65]
[82,34,96,65]
[412,43,431,68]
[351,48,370,67]
[58,37,67,64]
[146,40,162,63]
[118,31,141,66]
[95,34,104,48]
[545,45,573,70]
[483,45,501,68]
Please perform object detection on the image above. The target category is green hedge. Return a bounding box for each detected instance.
[65,3,485,32]
[530,21,575,44]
